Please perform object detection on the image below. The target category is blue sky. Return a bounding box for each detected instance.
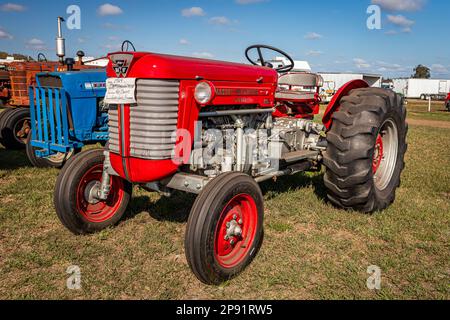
[0,0,449,78]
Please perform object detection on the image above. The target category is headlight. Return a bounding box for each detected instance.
[194,81,215,105]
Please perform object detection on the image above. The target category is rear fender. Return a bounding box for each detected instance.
[322,79,369,130]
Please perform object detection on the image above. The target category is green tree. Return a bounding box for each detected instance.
[412,65,431,79]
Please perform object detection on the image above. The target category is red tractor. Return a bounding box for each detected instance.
[54,45,407,285]
[445,93,450,112]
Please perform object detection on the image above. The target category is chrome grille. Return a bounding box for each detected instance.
[108,105,120,154]
[107,79,180,159]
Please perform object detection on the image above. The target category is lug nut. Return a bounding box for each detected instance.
[230,240,235,245]
[238,219,243,225]
[233,215,237,220]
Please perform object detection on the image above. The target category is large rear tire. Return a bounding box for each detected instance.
[0,108,30,150]
[54,149,132,234]
[185,172,264,285]
[323,87,407,213]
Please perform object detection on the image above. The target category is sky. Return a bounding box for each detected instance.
[0,0,449,79]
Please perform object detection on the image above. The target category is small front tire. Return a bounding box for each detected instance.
[185,172,264,285]
[26,133,76,168]
[54,149,132,234]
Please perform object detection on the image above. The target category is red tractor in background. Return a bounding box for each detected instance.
[54,45,408,285]
[0,55,59,149]
[445,92,450,112]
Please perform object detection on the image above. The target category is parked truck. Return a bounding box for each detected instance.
[392,78,450,100]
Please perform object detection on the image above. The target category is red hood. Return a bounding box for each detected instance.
[107,51,278,83]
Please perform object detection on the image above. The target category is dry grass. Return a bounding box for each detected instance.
[0,106,449,300]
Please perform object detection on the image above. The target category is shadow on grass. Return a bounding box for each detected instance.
[0,148,32,170]
[125,171,328,224]
[260,171,328,202]
[125,192,196,224]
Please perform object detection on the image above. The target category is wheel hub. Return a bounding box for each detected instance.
[214,193,258,269]
[373,119,399,191]
[84,181,101,205]
[224,216,243,243]
[372,134,384,174]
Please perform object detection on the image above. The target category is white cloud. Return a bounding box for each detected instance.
[97,3,123,16]
[0,3,26,12]
[375,61,407,72]
[192,52,214,59]
[235,0,268,4]
[387,14,415,27]
[304,32,323,40]
[179,39,190,45]
[353,58,371,69]
[181,7,205,17]
[371,0,426,12]
[306,50,323,57]
[0,28,13,39]
[26,38,47,50]
[209,16,232,25]
[431,64,449,75]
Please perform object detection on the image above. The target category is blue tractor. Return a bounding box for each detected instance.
[27,69,109,168]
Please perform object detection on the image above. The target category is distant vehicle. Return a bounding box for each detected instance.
[318,73,382,102]
[445,93,450,112]
[392,78,450,100]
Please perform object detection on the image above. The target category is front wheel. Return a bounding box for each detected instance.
[185,172,264,285]
[54,149,132,234]
[26,133,76,168]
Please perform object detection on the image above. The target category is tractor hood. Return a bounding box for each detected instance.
[106,52,278,83]
[36,69,107,98]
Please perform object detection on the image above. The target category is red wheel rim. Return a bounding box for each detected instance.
[76,164,125,223]
[214,194,258,269]
[372,134,384,174]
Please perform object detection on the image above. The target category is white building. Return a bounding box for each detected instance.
[392,78,450,99]
[318,72,382,102]
[0,56,25,64]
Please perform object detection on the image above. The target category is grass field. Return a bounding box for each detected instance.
[0,104,449,300]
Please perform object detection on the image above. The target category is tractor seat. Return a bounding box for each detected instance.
[275,72,323,101]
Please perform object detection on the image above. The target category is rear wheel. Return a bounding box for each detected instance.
[25,132,76,168]
[0,108,14,146]
[323,87,407,213]
[1,108,30,150]
[185,172,264,285]
[54,149,132,234]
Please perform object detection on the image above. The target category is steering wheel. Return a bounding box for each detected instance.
[37,53,47,62]
[245,44,294,73]
[121,40,136,52]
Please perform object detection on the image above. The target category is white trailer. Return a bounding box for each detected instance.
[392,78,450,100]
[318,73,382,102]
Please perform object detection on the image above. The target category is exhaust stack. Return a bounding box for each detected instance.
[56,17,66,63]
